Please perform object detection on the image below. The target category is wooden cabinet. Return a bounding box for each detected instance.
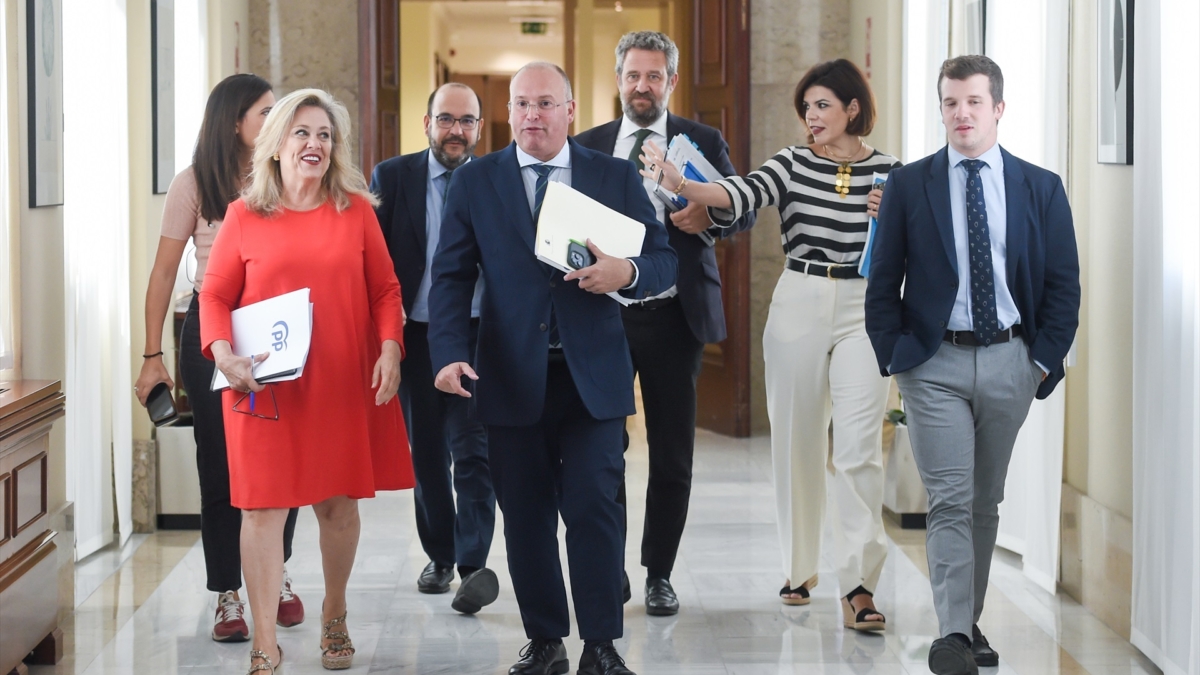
[0,380,66,674]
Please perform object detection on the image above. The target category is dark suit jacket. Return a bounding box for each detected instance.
[428,140,678,426]
[369,149,434,317]
[573,114,755,344]
[864,145,1080,399]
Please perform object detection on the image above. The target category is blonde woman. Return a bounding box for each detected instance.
[201,88,414,673]
[134,73,305,643]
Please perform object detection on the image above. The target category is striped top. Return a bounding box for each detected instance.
[711,146,902,264]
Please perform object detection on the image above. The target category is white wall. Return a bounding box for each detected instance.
[1063,0,1135,520]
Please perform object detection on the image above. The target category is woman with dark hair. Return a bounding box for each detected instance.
[135,73,304,643]
[640,58,898,630]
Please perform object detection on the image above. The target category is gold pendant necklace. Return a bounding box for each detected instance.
[824,139,864,199]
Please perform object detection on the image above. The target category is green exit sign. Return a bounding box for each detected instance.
[521,22,548,35]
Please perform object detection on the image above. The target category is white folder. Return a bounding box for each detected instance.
[535,181,647,305]
[211,288,313,391]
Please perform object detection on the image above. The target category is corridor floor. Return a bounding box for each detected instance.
[32,428,1158,674]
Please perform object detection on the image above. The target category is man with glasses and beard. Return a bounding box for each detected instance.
[371,83,498,615]
[574,31,754,616]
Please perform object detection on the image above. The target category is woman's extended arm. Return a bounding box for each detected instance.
[636,140,734,210]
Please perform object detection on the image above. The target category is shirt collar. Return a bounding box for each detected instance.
[427,149,468,180]
[516,141,572,169]
[618,112,668,141]
[948,142,1004,172]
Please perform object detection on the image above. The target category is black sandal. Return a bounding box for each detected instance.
[779,582,811,606]
[842,585,885,632]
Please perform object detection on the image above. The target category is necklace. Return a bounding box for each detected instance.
[824,138,864,199]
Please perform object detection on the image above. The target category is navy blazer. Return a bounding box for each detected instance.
[369,149,432,316]
[864,145,1080,400]
[573,114,755,344]
[427,140,678,426]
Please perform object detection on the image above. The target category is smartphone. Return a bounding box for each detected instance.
[567,239,595,270]
[146,381,179,427]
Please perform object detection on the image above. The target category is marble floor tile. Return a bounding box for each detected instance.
[27,426,1160,675]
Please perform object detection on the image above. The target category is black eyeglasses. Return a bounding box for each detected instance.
[434,114,479,130]
[232,386,279,421]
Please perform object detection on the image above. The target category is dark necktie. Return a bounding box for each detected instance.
[962,159,1000,345]
[531,163,554,223]
[629,129,652,171]
[441,168,454,201]
[529,163,560,348]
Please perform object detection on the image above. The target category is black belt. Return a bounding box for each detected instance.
[786,258,863,280]
[944,324,1023,347]
[625,295,679,311]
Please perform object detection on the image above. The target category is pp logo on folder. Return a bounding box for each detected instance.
[271,321,289,351]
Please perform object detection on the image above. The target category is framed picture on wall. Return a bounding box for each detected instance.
[151,0,175,194]
[1098,0,1133,164]
[26,0,64,207]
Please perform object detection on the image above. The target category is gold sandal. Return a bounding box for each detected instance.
[320,613,355,670]
[247,645,283,674]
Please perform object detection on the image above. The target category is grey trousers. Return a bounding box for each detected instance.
[894,337,1042,638]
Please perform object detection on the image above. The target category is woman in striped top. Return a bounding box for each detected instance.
[641,59,899,631]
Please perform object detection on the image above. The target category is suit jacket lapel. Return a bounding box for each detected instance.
[1001,147,1029,286]
[570,138,606,203]
[595,119,621,155]
[486,144,538,253]
[925,147,959,274]
[403,150,429,252]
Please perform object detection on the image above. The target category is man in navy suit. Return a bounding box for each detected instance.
[865,55,1079,675]
[574,31,754,616]
[429,62,676,675]
[369,83,498,614]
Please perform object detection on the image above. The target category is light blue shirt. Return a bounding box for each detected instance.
[410,151,482,323]
[516,142,640,289]
[946,142,1021,332]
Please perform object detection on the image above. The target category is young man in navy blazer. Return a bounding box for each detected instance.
[865,55,1080,675]
[428,62,677,675]
[370,84,498,614]
[574,31,754,616]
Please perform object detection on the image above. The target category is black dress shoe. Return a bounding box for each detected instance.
[644,578,679,616]
[621,571,631,604]
[417,561,454,594]
[577,641,635,675]
[509,639,569,675]
[971,625,999,667]
[452,568,499,614]
[928,636,979,675]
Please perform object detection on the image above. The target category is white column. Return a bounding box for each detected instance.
[64,0,133,556]
[1129,1,1200,673]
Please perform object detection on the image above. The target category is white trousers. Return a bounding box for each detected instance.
[764,270,890,594]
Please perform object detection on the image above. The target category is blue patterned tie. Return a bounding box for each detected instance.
[530,164,560,348]
[962,159,999,345]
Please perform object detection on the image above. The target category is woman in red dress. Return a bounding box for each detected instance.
[201,88,414,674]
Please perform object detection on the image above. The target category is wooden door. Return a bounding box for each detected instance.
[693,0,752,437]
[449,73,513,155]
[359,0,401,177]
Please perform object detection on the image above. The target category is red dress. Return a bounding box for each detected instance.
[200,195,414,508]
